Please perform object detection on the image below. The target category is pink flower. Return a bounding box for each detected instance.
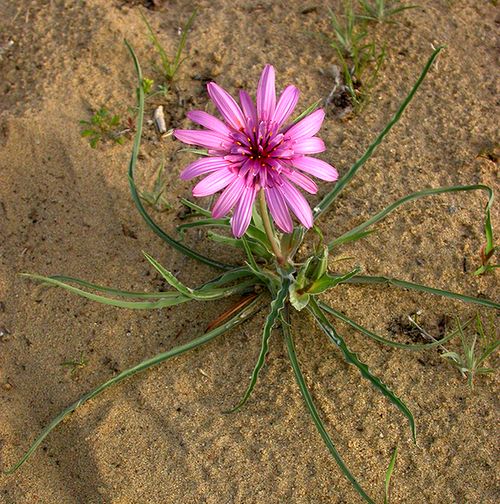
[174,65,338,238]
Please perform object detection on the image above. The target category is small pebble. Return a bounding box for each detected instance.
[3,382,12,391]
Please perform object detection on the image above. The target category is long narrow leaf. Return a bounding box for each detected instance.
[177,217,230,233]
[314,46,443,220]
[289,99,322,126]
[49,275,190,299]
[142,252,256,300]
[241,236,258,270]
[49,268,251,298]
[384,446,398,504]
[200,267,254,289]
[178,200,270,250]
[172,10,197,75]
[319,301,471,350]
[227,278,290,412]
[308,299,416,441]
[338,274,499,310]
[22,272,255,310]
[140,10,171,76]
[282,308,375,504]
[207,231,271,259]
[329,184,494,251]
[125,41,233,271]
[4,294,264,474]
[22,273,190,309]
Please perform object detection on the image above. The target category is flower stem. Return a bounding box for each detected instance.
[259,189,285,265]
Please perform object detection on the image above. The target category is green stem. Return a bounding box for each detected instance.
[259,189,285,265]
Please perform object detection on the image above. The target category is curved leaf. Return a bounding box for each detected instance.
[125,41,233,271]
[339,274,499,310]
[319,301,470,350]
[4,294,264,474]
[328,185,495,258]
[282,308,376,504]
[314,46,443,220]
[227,277,290,412]
[308,299,416,442]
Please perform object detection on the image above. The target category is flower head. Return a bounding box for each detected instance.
[174,65,338,238]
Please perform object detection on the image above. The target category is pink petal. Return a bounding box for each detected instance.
[231,185,257,237]
[279,179,313,228]
[212,176,246,218]
[265,186,293,233]
[207,82,246,131]
[272,86,300,127]
[285,170,318,194]
[187,110,231,136]
[239,90,257,124]
[292,137,326,155]
[257,65,276,122]
[174,129,230,150]
[192,168,236,197]
[291,156,339,181]
[180,157,231,180]
[285,109,325,140]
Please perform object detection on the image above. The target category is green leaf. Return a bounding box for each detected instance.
[314,46,443,221]
[308,299,416,442]
[328,185,495,259]
[227,277,290,412]
[142,252,256,300]
[306,267,361,294]
[200,267,255,289]
[337,273,500,310]
[21,273,190,309]
[241,235,258,270]
[178,148,210,156]
[124,41,233,271]
[176,217,231,233]
[179,198,212,217]
[288,289,310,312]
[207,231,271,259]
[80,129,96,137]
[282,308,376,504]
[288,257,314,311]
[384,446,398,504]
[172,10,197,77]
[319,301,471,350]
[289,99,322,126]
[4,294,264,474]
[46,268,252,299]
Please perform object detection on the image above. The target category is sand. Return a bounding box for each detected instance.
[0,0,498,502]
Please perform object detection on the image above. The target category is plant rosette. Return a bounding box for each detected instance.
[6,44,498,504]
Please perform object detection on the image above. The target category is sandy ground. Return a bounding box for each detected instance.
[0,0,498,502]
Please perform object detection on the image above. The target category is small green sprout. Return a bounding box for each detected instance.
[358,0,418,23]
[384,446,398,504]
[328,2,366,59]
[441,315,499,388]
[409,314,499,388]
[139,161,172,212]
[80,107,130,148]
[61,353,88,376]
[141,77,155,95]
[325,1,386,111]
[141,9,197,94]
